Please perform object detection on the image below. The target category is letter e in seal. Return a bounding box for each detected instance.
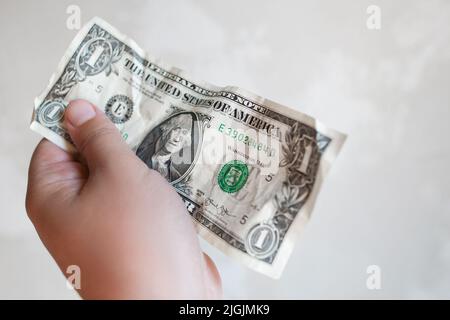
[105,94,134,124]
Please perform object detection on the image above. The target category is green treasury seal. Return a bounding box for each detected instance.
[218,160,249,193]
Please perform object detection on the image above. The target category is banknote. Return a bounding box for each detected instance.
[30,17,346,278]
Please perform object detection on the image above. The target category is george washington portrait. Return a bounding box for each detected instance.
[136,112,200,183]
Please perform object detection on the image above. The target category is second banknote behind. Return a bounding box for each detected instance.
[31,17,346,278]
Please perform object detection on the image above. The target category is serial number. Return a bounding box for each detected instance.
[218,123,275,157]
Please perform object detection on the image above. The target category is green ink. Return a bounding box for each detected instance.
[217,122,275,157]
[218,160,249,193]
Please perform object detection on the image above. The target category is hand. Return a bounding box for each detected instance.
[26,99,222,299]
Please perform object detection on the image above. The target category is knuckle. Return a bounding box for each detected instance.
[25,193,33,218]
[25,189,38,222]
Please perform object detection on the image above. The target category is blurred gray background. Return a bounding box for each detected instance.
[0,0,449,299]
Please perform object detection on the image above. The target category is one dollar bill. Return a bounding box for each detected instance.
[31,17,346,278]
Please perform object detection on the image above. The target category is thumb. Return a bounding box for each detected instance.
[64,99,133,172]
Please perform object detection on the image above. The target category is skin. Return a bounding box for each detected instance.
[25,99,222,299]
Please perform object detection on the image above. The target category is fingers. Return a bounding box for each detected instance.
[203,253,223,299]
[64,99,134,172]
[26,138,86,221]
[28,139,76,178]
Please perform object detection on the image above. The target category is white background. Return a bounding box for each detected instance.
[0,0,449,299]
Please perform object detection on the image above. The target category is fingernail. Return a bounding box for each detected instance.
[66,100,96,127]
